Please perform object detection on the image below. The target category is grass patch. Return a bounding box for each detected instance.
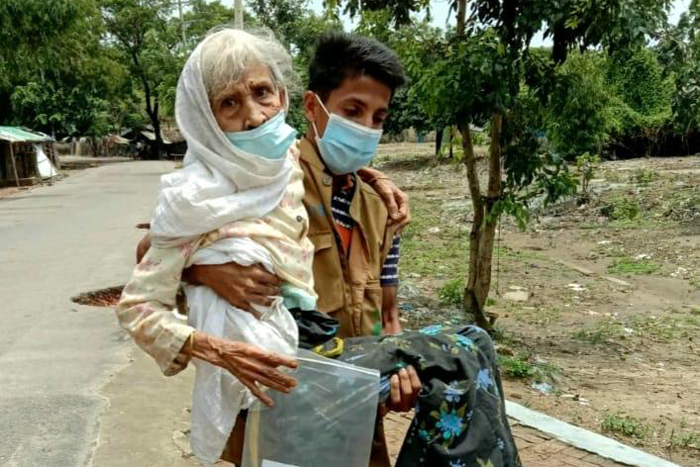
[516,306,562,326]
[608,256,661,275]
[630,313,700,341]
[667,430,700,451]
[439,278,463,306]
[491,326,519,346]
[689,275,700,291]
[594,245,627,258]
[498,354,536,378]
[400,199,468,278]
[573,312,699,344]
[572,319,624,344]
[631,168,658,185]
[601,413,649,439]
[601,198,640,221]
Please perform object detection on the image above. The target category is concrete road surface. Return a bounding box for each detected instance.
[0,161,201,467]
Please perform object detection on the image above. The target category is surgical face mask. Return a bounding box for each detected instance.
[311,95,383,175]
[226,111,297,160]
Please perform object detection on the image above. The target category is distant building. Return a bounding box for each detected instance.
[121,124,186,160]
[0,126,60,187]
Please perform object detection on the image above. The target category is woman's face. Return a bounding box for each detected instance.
[211,63,285,133]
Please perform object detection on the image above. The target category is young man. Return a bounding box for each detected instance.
[295,32,417,466]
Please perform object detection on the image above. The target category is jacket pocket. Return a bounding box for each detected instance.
[360,279,383,336]
[308,232,344,313]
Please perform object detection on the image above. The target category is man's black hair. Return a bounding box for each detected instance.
[308,32,407,101]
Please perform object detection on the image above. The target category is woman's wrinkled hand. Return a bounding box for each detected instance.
[371,177,412,233]
[191,332,297,406]
[358,168,412,233]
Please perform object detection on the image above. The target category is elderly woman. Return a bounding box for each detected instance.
[117,28,308,463]
[117,28,521,467]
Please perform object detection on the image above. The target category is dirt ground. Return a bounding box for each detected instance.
[375,143,699,466]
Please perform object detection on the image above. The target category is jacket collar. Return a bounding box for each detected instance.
[298,137,326,171]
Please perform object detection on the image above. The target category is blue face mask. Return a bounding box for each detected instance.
[312,95,383,175]
[226,111,297,160]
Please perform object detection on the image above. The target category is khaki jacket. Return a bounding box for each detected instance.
[298,138,397,338]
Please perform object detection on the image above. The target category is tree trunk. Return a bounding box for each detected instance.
[435,127,444,155]
[132,50,162,160]
[152,91,163,159]
[460,114,503,330]
[459,121,489,329]
[449,126,454,159]
[456,0,467,36]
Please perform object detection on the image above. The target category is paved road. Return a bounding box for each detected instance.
[0,161,175,467]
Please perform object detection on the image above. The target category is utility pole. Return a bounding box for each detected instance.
[177,0,186,44]
[234,0,243,28]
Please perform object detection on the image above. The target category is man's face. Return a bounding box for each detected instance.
[304,74,392,138]
[211,62,285,133]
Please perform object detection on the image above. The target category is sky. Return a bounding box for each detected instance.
[308,0,692,46]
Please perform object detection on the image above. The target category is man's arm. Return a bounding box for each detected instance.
[358,167,411,232]
[135,232,280,314]
[379,234,401,334]
[381,286,401,335]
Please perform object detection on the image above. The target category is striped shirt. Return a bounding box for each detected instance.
[331,176,400,287]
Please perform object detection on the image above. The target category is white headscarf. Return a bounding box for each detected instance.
[149,32,294,247]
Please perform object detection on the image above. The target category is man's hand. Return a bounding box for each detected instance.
[136,232,151,263]
[358,168,412,233]
[185,262,281,315]
[190,331,297,406]
[381,366,421,414]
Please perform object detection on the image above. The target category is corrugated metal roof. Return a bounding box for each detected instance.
[0,126,54,143]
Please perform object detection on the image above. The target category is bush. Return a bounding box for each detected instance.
[498,355,536,378]
[546,52,609,159]
[602,413,649,439]
[632,168,657,185]
[601,198,640,221]
[439,278,464,306]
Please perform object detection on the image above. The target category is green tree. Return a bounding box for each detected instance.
[659,0,700,150]
[354,11,444,146]
[250,1,342,134]
[545,52,611,158]
[100,0,178,158]
[328,0,670,329]
[0,0,137,137]
[248,0,309,49]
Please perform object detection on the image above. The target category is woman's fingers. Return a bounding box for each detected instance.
[238,375,274,406]
[378,182,400,221]
[236,342,298,369]
[240,367,296,394]
[229,357,296,394]
[233,355,297,388]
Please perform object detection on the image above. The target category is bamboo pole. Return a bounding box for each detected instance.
[8,143,20,187]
